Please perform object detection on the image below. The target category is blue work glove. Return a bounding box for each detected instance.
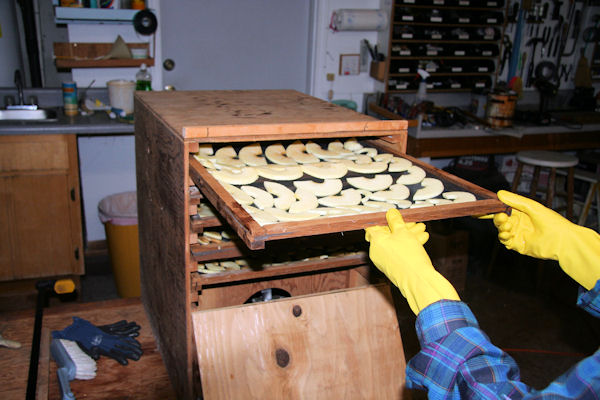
[52,317,143,365]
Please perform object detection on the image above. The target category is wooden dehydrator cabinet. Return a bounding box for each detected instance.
[134,90,504,399]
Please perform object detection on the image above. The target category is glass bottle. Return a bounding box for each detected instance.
[135,63,152,91]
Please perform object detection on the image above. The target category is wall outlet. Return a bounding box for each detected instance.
[326,73,335,81]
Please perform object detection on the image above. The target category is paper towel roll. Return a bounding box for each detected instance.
[333,9,388,31]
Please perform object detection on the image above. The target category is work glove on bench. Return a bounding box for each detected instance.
[494,190,600,290]
[365,208,460,315]
[52,317,143,365]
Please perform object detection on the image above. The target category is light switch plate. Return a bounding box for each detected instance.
[339,54,360,76]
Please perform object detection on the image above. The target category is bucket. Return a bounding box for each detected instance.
[98,191,140,298]
[486,93,517,128]
[107,79,135,115]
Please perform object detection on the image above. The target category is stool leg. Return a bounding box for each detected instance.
[546,168,556,210]
[578,181,595,226]
[530,166,541,198]
[512,162,523,192]
[567,167,574,221]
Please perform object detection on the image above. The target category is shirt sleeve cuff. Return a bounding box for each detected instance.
[577,278,600,318]
[415,300,480,345]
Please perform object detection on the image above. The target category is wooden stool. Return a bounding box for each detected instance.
[557,168,600,229]
[511,150,579,220]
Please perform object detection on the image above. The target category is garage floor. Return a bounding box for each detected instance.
[80,224,600,396]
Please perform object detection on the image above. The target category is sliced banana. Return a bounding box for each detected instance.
[318,188,361,207]
[241,185,274,209]
[442,191,476,203]
[243,205,278,225]
[221,182,254,205]
[286,141,320,164]
[289,188,318,213]
[339,159,388,174]
[210,167,259,185]
[293,179,343,197]
[305,141,346,159]
[264,181,295,210]
[214,146,245,168]
[388,157,413,172]
[413,178,444,201]
[264,143,298,165]
[263,207,320,221]
[396,165,426,185]
[238,143,267,166]
[255,164,304,181]
[302,162,348,179]
[346,174,393,192]
[344,138,363,151]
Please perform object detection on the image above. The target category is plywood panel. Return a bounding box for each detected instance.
[135,90,407,141]
[192,284,407,399]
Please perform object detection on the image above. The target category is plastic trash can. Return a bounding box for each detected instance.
[98,191,140,298]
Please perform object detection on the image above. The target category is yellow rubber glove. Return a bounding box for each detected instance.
[494,190,600,290]
[365,209,460,315]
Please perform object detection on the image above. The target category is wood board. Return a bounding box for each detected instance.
[188,139,506,250]
[192,283,407,399]
[134,90,407,140]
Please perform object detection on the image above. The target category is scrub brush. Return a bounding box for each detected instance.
[50,338,97,400]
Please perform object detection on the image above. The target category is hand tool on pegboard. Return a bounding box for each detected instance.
[526,37,546,87]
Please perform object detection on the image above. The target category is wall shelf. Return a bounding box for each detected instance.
[54,6,142,24]
[53,42,154,69]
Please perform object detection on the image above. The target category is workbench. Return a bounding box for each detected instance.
[0,298,175,399]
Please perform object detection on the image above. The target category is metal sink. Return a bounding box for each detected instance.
[0,108,58,121]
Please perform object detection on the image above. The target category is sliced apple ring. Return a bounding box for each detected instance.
[289,188,318,213]
[410,201,434,209]
[255,164,304,181]
[344,138,363,152]
[354,154,374,164]
[370,183,410,203]
[238,143,267,166]
[327,141,354,157]
[301,162,347,179]
[362,200,398,211]
[339,159,388,174]
[356,189,373,202]
[347,174,393,191]
[356,147,378,158]
[442,191,476,203]
[264,181,295,210]
[265,143,298,165]
[305,141,346,159]
[193,153,218,170]
[388,157,413,172]
[293,179,343,197]
[413,178,444,201]
[428,198,453,205]
[221,182,254,205]
[243,205,278,225]
[241,185,274,209]
[318,188,361,207]
[396,165,426,185]
[214,146,245,168]
[374,153,394,163]
[209,167,259,185]
[286,141,320,164]
[263,207,319,222]
[307,207,355,216]
[197,144,214,155]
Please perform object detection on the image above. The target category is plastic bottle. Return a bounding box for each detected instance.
[415,69,430,135]
[135,63,152,91]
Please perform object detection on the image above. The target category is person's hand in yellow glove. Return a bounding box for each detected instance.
[365,208,460,315]
[494,190,600,290]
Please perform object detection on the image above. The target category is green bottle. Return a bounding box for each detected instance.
[135,63,152,91]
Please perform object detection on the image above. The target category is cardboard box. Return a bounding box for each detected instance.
[426,229,469,292]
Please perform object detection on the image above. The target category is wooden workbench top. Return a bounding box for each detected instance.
[135,89,407,141]
[0,298,175,399]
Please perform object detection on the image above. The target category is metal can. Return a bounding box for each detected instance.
[62,81,78,116]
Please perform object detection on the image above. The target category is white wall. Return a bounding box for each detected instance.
[310,0,384,111]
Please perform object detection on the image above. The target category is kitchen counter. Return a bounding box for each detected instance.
[0,109,134,135]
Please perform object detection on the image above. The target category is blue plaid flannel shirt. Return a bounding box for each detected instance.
[407,279,600,399]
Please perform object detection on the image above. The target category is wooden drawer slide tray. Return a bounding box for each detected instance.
[189,138,505,250]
